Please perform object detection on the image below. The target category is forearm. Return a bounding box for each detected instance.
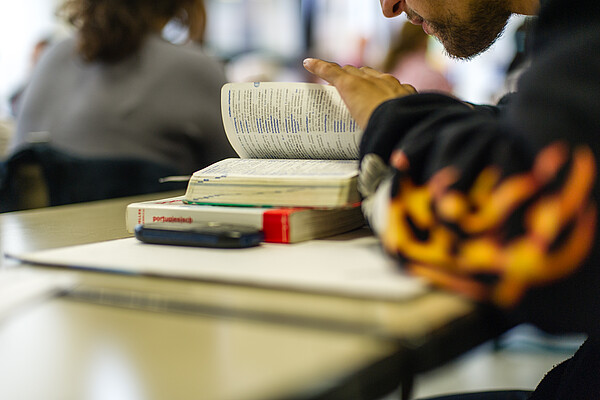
[363,77,598,335]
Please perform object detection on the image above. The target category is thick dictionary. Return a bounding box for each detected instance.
[126,196,364,244]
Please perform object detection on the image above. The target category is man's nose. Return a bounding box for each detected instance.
[380,0,404,18]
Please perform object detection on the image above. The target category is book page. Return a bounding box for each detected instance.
[221,82,362,160]
[194,158,358,179]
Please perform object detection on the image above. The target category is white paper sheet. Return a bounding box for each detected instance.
[6,232,427,300]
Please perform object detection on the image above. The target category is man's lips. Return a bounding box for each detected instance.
[390,0,435,36]
[407,15,423,25]
[407,14,433,36]
[422,21,433,35]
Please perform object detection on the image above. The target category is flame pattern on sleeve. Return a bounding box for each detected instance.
[382,142,597,307]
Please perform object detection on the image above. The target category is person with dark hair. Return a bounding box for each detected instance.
[8,0,235,177]
[304,0,599,398]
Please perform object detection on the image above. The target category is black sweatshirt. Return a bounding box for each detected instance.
[359,0,600,397]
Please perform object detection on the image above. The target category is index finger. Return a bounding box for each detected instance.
[303,58,344,85]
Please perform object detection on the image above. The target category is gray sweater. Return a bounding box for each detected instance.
[10,34,236,174]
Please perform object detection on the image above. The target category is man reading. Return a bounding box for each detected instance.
[304,0,599,398]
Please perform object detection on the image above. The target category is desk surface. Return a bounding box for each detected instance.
[0,193,504,400]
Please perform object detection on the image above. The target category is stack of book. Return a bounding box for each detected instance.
[127,82,366,243]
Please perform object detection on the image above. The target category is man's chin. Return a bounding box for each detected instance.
[437,35,499,60]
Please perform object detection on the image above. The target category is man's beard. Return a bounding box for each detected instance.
[429,1,512,60]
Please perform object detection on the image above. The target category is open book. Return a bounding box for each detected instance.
[184,82,363,208]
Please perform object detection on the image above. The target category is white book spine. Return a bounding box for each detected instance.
[125,198,264,233]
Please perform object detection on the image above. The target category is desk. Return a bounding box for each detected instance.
[0,193,508,400]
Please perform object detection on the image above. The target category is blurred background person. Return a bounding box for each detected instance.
[7,0,235,181]
[380,22,453,94]
[8,36,52,118]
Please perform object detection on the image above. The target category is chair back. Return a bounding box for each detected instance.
[0,145,187,212]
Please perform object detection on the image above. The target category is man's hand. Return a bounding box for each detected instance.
[303,58,417,129]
